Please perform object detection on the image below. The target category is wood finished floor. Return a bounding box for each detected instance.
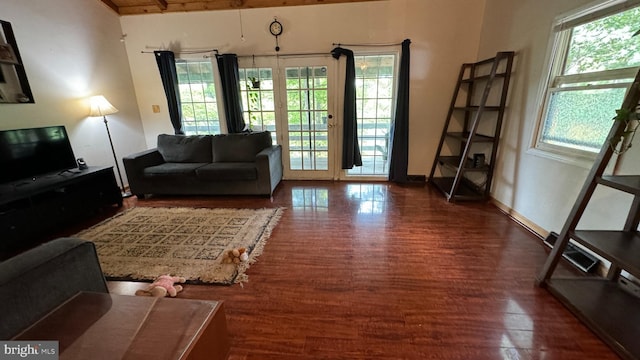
[100,181,616,359]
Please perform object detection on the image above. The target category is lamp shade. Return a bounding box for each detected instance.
[89,95,119,117]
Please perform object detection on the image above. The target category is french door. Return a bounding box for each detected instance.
[239,56,338,180]
[278,57,337,180]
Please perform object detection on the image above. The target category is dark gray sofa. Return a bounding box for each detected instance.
[123,131,283,197]
[0,238,108,339]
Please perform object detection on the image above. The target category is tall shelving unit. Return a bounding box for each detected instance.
[536,68,640,360]
[428,51,514,201]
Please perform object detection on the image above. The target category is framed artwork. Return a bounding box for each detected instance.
[0,42,18,64]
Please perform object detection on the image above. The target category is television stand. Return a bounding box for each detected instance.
[0,166,122,252]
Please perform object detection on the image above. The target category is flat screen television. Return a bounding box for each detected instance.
[0,125,77,183]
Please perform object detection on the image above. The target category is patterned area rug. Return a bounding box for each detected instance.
[75,207,284,285]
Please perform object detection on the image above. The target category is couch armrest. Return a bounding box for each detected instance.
[123,148,164,197]
[256,145,283,195]
[0,238,108,339]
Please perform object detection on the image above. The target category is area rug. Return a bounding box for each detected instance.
[74,207,284,285]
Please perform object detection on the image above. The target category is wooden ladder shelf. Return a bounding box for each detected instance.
[536,67,640,360]
[428,51,514,201]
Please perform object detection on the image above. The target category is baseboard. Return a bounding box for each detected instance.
[491,197,606,276]
[490,198,547,239]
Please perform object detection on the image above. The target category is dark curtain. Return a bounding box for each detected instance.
[216,54,246,133]
[154,50,184,135]
[388,39,411,183]
[331,47,362,169]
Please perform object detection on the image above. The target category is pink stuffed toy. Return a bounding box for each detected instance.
[135,275,186,297]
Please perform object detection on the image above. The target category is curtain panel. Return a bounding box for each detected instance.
[331,47,362,169]
[154,50,184,135]
[388,39,411,183]
[216,54,247,133]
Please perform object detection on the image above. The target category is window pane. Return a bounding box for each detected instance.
[177,60,221,135]
[239,67,277,141]
[564,7,640,75]
[541,88,625,152]
[349,54,396,176]
[537,3,640,156]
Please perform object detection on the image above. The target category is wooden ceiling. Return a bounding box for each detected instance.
[99,0,383,15]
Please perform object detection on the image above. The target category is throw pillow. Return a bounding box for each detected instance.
[211,131,272,162]
[157,134,212,163]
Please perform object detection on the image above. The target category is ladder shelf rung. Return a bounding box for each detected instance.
[445,132,495,142]
[570,230,640,278]
[461,73,507,83]
[437,156,490,172]
[453,106,502,111]
[429,177,487,201]
[597,175,640,195]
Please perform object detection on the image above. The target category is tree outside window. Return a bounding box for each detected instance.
[537,5,640,155]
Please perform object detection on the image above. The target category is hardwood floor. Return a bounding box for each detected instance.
[100,181,616,359]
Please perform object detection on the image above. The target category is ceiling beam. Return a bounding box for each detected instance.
[152,0,168,10]
[102,0,383,15]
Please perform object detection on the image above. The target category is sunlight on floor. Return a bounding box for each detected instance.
[346,183,389,215]
[290,187,329,211]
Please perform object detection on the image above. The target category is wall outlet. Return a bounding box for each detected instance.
[152,105,160,113]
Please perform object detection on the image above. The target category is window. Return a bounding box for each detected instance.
[348,54,396,176]
[535,2,640,157]
[238,67,277,144]
[176,60,221,135]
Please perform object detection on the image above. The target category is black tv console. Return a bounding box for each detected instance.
[0,166,122,251]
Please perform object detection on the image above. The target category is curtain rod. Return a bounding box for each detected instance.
[236,52,330,58]
[332,41,403,47]
[141,49,219,54]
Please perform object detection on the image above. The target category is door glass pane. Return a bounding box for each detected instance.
[239,67,276,144]
[286,66,329,171]
[349,54,396,176]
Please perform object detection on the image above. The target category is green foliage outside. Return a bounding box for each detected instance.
[544,6,640,151]
[565,7,640,74]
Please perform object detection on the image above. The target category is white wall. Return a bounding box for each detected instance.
[477,0,640,233]
[119,0,486,175]
[0,0,146,186]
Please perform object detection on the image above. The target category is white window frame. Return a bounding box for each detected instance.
[175,56,226,135]
[530,0,640,167]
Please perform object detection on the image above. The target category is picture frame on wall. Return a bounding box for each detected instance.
[0,42,19,65]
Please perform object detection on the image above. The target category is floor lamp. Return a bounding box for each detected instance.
[89,95,132,198]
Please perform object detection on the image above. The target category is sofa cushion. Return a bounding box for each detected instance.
[195,163,258,181]
[157,134,212,163]
[211,131,272,162]
[144,163,207,176]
